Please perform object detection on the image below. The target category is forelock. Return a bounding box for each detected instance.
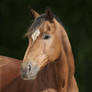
[25,13,64,37]
[25,14,46,37]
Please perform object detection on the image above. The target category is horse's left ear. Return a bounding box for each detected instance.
[30,9,40,19]
[45,8,53,21]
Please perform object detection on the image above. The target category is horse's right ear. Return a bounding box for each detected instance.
[45,8,53,21]
[30,9,40,19]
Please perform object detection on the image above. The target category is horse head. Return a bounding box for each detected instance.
[20,9,74,81]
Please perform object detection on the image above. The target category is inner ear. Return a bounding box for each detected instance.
[30,9,40,19]
[45,8,53,21]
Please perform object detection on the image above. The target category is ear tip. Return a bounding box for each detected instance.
[45,8,53,20]
[45,8,52,13]
[30,9,40,19]
[30,8,35,14]
[30,8,34,18]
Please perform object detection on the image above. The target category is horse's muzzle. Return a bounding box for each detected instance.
[20,62,40,80]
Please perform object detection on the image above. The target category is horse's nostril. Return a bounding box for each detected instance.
[28,64,31,71]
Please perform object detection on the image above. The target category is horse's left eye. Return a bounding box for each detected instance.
[43,34,50,40]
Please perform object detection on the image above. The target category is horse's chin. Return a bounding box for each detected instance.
[21,71,38,80]
[22,75,37,80]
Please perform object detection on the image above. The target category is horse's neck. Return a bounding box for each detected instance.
[61,28,75,76]
[38,54,69,92]
[37,63,57,89]
[53,24,75,92]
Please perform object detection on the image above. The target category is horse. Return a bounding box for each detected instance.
[20,8,79,92]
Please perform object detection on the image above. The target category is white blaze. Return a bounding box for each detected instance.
[32,29,40,42]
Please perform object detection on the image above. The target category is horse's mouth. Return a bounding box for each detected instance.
[22,75,37,80]
[21,69,39,80]
[21,57,49,80]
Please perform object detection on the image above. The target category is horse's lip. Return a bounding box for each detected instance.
[22,75,37,80]
[29,75,37,80]
[22,67,39,80]
[29,72,38,80]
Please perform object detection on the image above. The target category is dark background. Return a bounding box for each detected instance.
[0,0,92,92]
